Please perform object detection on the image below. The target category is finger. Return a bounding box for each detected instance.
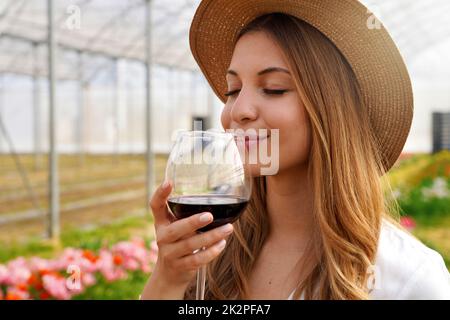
[165,224,233,258]
[149,180,173,227]
[179,231,196,241]
[157,212,213,244]
[174,239,227,271]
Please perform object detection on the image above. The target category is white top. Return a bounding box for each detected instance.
[288,219,450,300]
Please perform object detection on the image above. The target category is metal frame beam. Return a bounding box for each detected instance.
[145,0,154,206]
[32,42,42,170]
[47,0,59,240]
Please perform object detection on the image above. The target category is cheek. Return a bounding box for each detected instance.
[281,120,311,168]
[274,103,312,169]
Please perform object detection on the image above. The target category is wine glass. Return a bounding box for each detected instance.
[165,130,252,300]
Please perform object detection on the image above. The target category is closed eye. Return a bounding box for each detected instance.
[224,89,240,97]
[263,89,288,95]
[224,89,288,97]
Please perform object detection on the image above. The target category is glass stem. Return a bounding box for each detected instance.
[196,248,207,300]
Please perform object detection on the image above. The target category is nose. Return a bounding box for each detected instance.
[230,89,258,124]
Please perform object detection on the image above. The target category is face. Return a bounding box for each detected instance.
[221,31,311,176]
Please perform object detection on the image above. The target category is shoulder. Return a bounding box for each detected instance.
[370,219,450,300]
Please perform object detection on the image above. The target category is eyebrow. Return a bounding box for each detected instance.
[226,67,291,77]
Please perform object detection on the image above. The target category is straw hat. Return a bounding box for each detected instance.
[189,0,414,173]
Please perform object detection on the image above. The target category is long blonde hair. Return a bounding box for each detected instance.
[185,13,400,300]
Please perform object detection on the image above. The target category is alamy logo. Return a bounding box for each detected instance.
[366,5,383,30]
[170,121,280,176]
[66,264,81,291]
[366,265,382,291]
[65,5,81,30]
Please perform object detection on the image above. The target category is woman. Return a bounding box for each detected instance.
[141,0,450,299]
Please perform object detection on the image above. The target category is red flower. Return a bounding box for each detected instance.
[6,293,22,300]
[28,273,44,291]
[16,283,28,291]
[82,250,98,263]
[113,255,123,266]
[27,274,36,284]
[35,282,44,291]
[39,269,51,276]
[40,269,61,278]
[39,291,51,300]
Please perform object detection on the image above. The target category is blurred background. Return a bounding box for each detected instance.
[0,0,449,299]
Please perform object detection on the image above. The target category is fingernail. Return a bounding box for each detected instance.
[199,212,212,223]
[162,181,170,189]
[217,239,226,249]
[219,224,233,234]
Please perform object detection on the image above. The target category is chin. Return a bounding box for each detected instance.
[245,163,280,177]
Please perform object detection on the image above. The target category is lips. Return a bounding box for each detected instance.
[245,135,268,142]
[231,129,271,150]
[244,134,270,150]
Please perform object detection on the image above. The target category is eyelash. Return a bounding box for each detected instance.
[224,89,288,97]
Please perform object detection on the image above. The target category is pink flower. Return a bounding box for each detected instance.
[0,264,8,285]
[141,263,152,274]
[150,240,159,253]
[1,237,158,299]
[148,240,159,265]
[400,216,416,231]
[82,272,97,286]
[42,274,72,300]
[29,257,52,273]
[123,259,139,271]
[6,258,31,286]
[97,250,127,282]
[148,251,158,265]
[103,268,127,282]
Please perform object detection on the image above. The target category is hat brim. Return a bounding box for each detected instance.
[189,0,414,173]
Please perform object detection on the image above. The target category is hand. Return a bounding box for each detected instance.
[146,181,234,292]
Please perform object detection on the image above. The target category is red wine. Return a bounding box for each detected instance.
[167,195,249,232]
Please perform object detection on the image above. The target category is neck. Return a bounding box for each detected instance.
[265,163,314,248]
